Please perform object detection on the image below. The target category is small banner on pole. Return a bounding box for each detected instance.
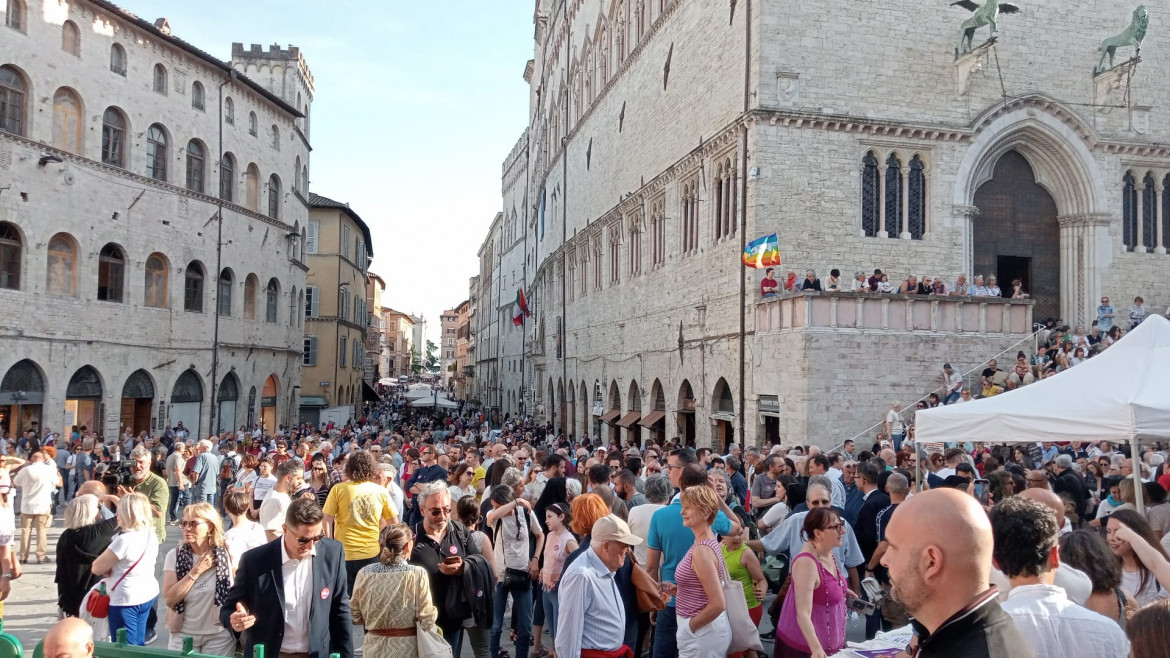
[742,233,781,269]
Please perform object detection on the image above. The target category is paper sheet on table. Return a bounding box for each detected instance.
[831,625,913,658]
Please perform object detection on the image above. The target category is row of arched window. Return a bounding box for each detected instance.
[1121,171,1170,253]
[0,222,301,327]
[0,61,303,220]
[861,151,927,239]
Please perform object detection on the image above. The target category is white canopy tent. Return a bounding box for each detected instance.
[410,396,459,409]
[405,387,436,400]
[915,314,1170,510]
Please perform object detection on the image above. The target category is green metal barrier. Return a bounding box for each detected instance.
[31,628,342,658]
[0,621,24,658]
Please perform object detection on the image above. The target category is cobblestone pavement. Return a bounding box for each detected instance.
[1,511,540,657]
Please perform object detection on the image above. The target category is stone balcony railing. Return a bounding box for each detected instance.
[756,291,1034,334]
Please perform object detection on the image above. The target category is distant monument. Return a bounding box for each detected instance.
[953,0,1021,58]
[1095,6,1149,74]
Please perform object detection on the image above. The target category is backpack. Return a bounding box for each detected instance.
[219,453,240,482]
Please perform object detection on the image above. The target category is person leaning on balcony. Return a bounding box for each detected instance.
[801,270,822,291]
[896,275,918,295]
[851,271,868,292]
[761,268,779,299]
[969,275,990,297]
[951,273,970,296]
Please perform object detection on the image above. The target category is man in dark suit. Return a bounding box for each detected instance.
[222,498,353,658]
[1050,453,1089,527]
[854,461,891,639]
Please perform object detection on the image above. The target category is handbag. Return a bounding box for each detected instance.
[629,553,666,613]
[417,621,453,658]
[700,542,764,654]
[502,567,531,592]
[85,547,146,619]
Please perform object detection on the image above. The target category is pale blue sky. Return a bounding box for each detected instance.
[118,0,533,340]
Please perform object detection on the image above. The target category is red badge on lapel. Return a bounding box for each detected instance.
[320,587,330,600]
[449,545,458,555]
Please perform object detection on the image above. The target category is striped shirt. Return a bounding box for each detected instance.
[674,538,725,618]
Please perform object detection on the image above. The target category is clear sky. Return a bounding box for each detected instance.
[117,0,533,342]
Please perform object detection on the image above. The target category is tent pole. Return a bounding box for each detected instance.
[915,444,922,492]
[1131,435,1145,516]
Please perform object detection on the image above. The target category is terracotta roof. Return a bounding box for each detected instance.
[85,0,304,118]
[308,193,374,259]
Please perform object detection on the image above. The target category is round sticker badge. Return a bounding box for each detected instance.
[320,587,330,600]
[449,545,458,555]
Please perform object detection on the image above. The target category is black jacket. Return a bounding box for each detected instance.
[446,553,494,627]
[220,536,353,658]
[855,491,891,560]
[913,589,1034,658]
[1052,469,1089,522]
[55,517,119,616]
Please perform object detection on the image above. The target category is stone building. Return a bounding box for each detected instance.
[381,309,415,378]
[365,272,386,385]
[298,194,373,423]
[465,275,480,401]
[472,0,1170,448]
[438,307,459,387]
[453,299,470,400]
[0,0,312,439]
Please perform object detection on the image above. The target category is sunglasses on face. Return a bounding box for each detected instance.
[427,507,451,517]
[295,533,326,545]
[178,520,204,529]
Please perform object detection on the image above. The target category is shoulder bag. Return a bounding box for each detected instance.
[701,542,764,654]
[628,552,666,613]
[85,546,146,619]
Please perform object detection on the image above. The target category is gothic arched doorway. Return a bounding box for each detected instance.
[973,150,1060,321]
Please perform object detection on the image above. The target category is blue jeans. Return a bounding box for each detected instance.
[652,605,678,658]
[491,582,532,658]
[109,598,155,645]
[944,391,961,405]
[191,491,215,506]
[891,433,904,452]
[168,486,187,522]
[542,588,559,644]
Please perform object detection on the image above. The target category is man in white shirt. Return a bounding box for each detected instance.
[555,515,643,658]
[883,401,906,452]
[942,363,963,404]
[991,497,1128,658]
[259,458,304,541]
[13,452,60,563]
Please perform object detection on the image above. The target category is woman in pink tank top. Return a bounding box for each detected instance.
[775,507,851,658]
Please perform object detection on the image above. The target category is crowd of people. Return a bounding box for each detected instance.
[3,381,1170,658]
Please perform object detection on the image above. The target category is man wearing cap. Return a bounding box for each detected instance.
[942,363,963,405]
[556,514,642,658]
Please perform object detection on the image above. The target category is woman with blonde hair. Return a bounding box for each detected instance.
[55,493,118,618]
[673,485,731,657]
[89,493,159,645]
[351,523,441,658]
[160,502,235,654]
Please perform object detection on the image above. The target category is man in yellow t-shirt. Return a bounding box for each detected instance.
[322,451,397,594]
[467,450,488,501]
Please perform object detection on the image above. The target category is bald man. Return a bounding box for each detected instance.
[988,489,1092,605]
[880,488,1033,657]
[43,617,95,658]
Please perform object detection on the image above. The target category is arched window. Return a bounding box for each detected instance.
[0,65,26,136]
[243,274,258,319]
[302,164,308,193]
[266,278,279,323]
[217,269,233,316]
[101,107,126,167]
[146,124,167,180]
[5,0,26,31]
[267,174,281,219]
[884,153,903,237]
[51,87,83,154]
[270,125,280,150]
[144,253,167,307]
[46,233,77,296]
[908,155,926,240]
[1163,174,1170,252]
[245,164,260,210]
[294,156,301,192]
[1142,173,1156,250]
[191,81,205,110]
[185,140,205,192]
[109,43,126,75]
[861,151,880,237]
[290,286,299,326]
[184,262,205,312]
[224,96,234,124]
[153,63,167,95]
[248,111,257,136]
[61,20,80,56]
[1122,172,1137,252]
[0,221,21,290]
[97,243,125,302]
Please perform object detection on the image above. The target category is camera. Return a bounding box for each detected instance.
[101,459,136,492]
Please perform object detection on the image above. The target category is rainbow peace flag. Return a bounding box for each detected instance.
[743,233,781,269]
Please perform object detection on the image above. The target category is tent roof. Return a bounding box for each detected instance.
[410,396,459,409]
[915,315,1170,445]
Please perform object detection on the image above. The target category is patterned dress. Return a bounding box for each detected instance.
[351,560,440,658]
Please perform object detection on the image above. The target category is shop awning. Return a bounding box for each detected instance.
[362,381,379,402]
[616,411,641,428]
[638,410,666,427]
[299,396,328,408]
[599,410,621,424]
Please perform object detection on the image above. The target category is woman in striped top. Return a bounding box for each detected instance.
[673,484,732,657]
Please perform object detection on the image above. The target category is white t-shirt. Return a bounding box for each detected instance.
[493,507,541,572]
[1122,567,1168,607]
[13,462,58,515]
[760,501,791,530]
[250,474,277,502]
[627,503,665,565]
[886,410,905,436]
[224,520,269,570]
[108,529,160,606]
[259,490,291,533]
[163,548,227,635]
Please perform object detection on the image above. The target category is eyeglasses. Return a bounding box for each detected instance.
[427,507,451,517]
[827,522,846,532]
[295,533,326,545]
[178,520,204,529]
